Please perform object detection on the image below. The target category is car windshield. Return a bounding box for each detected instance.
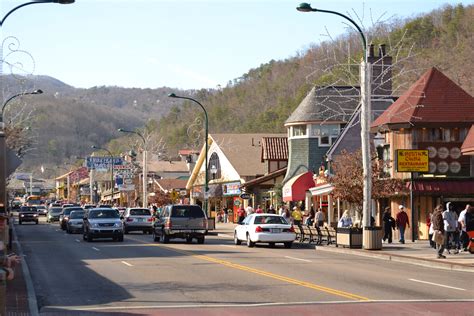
[253,216,287,225]
[130,209,151,216]
[50,208,62,214]
[89,209,119,219]
[20,207,37,212]
[171,206,205,218]
[69,211,85,219]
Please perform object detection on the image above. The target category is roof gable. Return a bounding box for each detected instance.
[372,67,474,129]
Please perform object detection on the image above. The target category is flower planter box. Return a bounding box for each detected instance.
[336,227,362,248]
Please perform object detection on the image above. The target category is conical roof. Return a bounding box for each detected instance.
[372,67,474,129]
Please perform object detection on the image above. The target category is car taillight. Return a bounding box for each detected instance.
[165,219,172,229]
[126,218,133,222]
[255,226,263,233]
[289,226,295,233]
[147,218,153,222]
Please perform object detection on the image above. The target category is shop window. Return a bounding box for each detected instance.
[292,125,307,137]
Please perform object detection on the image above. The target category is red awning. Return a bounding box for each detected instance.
[282,172,315,202]
[408,180,474,195]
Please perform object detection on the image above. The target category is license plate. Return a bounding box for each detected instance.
[270,229,281,233]
[137,218,144,222]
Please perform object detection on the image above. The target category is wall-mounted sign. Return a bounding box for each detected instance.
[396,149,429,172]
[223,182,241,196]
[239,193,251,199]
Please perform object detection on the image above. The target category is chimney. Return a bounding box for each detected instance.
[367,43,392,97]
[368,44,375,58]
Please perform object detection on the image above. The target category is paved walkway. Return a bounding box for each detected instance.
[212,222,474,273]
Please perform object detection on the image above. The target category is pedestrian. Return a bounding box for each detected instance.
[268,205,276,214]
[382,207,395,243]
[223,208,229,223]
[431,204,446,258]
[291,206,303,226]
[427,211,436,249]
[255,205,263,214]
[396,205,410,244]
[282,208,291,224]
[278,205,285,216]
[246,205,254,216]
[237,206,246,223]
[443,202,459,254]
[315,208,325,227]
[338,210,353,227]
[458,204,470,252]
[305,208,315,226]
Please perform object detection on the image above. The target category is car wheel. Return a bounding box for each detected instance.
[246,234,255,248]
[162,232,170,244]
[269,242,275,248]
[197,236,205,244]
[234,233,241,245]
[284,242,293,249]
[153,231,160,242]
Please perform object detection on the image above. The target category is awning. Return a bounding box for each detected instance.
[282,171,314,202]
[408,180,474,195]
[310,183,334,196]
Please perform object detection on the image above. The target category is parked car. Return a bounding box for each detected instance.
[47,207,63,223]
[66,210,85,234]
[152,204,207,244]
[234,214,295,248]
[83,208,124,242]
[18,206,39,225]
[59,207,84,230]
[123,208,153,234]
[36,205,48,216]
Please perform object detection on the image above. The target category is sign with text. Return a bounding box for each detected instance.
[86,157,123,171]
[222,182,241,196]
[396,149,429,172]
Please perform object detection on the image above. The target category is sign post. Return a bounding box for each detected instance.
[396,150,429,242]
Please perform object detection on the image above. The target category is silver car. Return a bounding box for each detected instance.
[123,208,153,234]
[83,208,124,242]
[66,210,85,234]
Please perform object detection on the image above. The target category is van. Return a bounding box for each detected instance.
[152,204,207,244]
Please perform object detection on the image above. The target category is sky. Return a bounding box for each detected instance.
[0,0,471,90]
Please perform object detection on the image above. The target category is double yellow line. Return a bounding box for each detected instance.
[151,243,370,301]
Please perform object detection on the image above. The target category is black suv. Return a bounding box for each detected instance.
[18,206,39,225]
[83,208,124,242]
[152,204,207,244]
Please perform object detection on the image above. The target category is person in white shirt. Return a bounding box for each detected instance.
[443,202,459,254]
[315,208,325,227]
[338,210,353,228]
[458,204,469,252]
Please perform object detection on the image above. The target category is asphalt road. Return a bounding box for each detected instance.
[14,217,474,314]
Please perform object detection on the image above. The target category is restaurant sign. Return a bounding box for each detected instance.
[396,149,429,172]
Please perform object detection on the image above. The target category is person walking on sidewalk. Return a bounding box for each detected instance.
[292,206,303,226]
[432,204,446,258]
[382,207,395,243]
[443,202,459,254]
[458,204,470,252]
[396,205,410,244]
[315,208,325,227]
[237,206,246,223]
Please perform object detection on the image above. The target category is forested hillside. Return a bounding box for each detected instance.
[10,4,473,174]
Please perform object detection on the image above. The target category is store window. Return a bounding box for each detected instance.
[291,125,307,137]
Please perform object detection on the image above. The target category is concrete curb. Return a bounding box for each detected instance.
[315,246,474,273]
[12,224,40,316]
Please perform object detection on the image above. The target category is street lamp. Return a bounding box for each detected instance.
[91,145,115,205]
[0,89,43,124]
[118,128,148,208]
[297,3,373,245]
[0,1,74,27]
[168,93,209,215]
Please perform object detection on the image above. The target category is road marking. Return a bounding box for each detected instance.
[75,239,80,243]
[408,279,466,291]
[92,247,100,252]
[121,261,133,267]
[153,244,369,301]
[285,256,312,263]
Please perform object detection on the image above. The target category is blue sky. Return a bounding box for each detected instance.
[1,0,471,90]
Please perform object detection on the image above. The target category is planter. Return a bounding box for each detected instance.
[363,226,383,250]
[336,227,362,248]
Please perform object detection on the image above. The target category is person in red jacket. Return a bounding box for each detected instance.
[396,205,410,244]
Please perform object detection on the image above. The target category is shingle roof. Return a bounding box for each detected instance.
[285,86,359,125]
[261,137,288,161]
[147,160,188,173]
[155,178,188,191]
[461,125,474,155]
[372,67,474,129]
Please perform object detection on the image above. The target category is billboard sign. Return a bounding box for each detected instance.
[396,149,429,172]
[86,157,123,171]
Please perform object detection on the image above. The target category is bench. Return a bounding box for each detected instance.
[326,226,337,245]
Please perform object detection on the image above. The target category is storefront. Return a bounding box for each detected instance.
[282,171,315,209]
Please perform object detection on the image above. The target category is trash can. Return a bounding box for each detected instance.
[363,226,383,250]
[336,227,362,248]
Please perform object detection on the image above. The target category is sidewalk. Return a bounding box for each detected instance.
[211,222,474,273]
[316,241,474,273]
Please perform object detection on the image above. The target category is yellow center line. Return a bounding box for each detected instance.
[130,237,370,301]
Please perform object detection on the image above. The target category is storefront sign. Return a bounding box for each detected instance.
[396,149,429,172]
[86,157,123,171]
[118,184,135,191]
[223,182,241,196]
[239,193,251,199]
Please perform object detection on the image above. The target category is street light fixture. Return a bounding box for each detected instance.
[118,128,148,208]
[91,145,115,205]
[297,3,373,245]
[0,89,43,124]
[168,93,209,215]
[0,1,74,27]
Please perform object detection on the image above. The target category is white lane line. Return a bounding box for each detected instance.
[285,256,312,263]
[121,261,133,267]
[75,239,80,243]
[92,247,100,252]
[408,278,466,291]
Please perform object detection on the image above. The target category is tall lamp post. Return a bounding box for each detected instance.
[168,93,209,215]
[297,3,374,247]
[118,128,148,208]
[91,146,115,205]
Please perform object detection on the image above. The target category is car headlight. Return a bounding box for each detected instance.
[33,214,38,217]
[91,223,100,228]
[20,214,24,217]
[114,222,122,228]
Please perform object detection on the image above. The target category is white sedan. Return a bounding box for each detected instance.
[234,214,296,248]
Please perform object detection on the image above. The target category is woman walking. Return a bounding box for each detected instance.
[382,207,394,243]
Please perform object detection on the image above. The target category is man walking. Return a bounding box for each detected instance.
[432,204,446,259]
[315,208,325,227]
[396,205,410,244]
[458,204,470,252]
[443,202,459,254]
